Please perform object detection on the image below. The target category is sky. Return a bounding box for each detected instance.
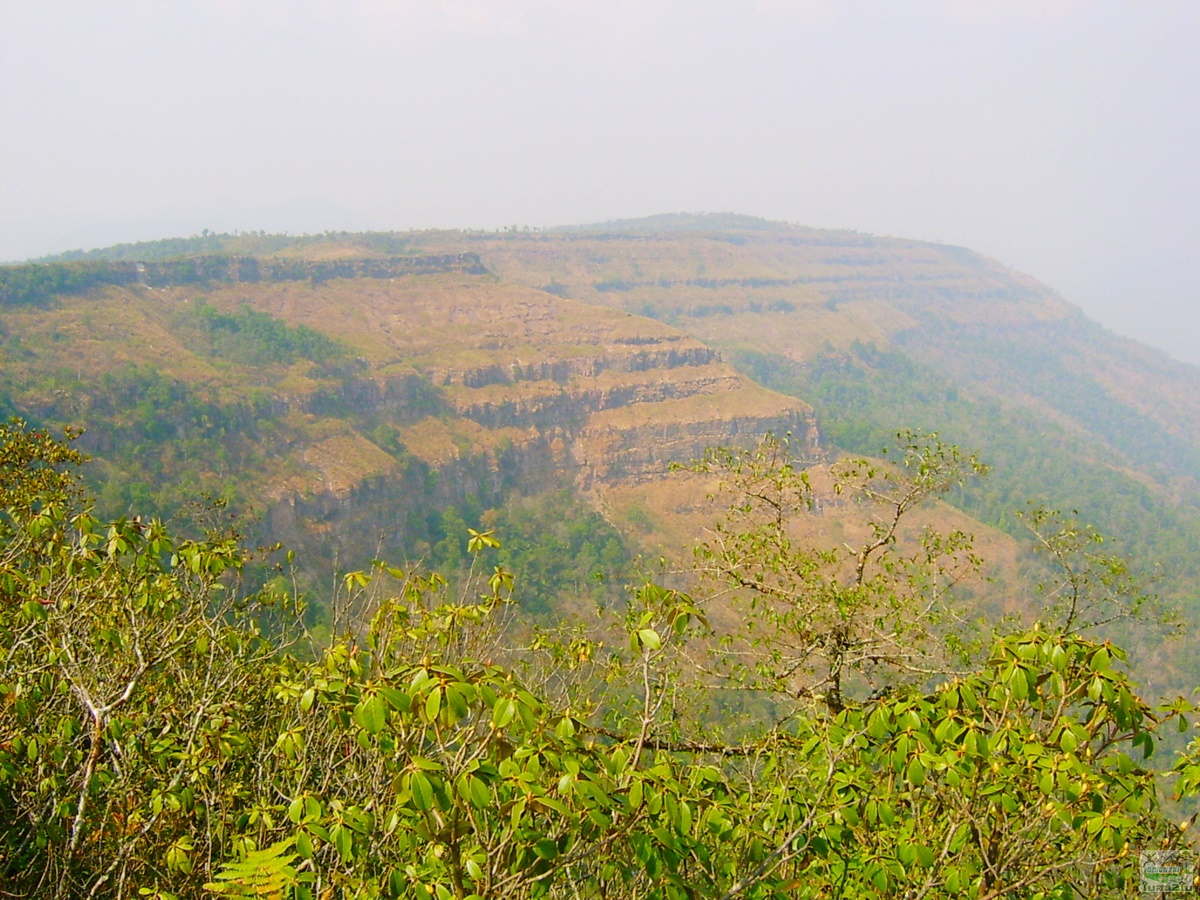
[1,1,1198,364]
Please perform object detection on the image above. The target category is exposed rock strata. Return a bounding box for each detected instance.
[252,275,817,562]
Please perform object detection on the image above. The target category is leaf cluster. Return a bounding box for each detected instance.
[0,424,1196,900]
[690,431,988,712]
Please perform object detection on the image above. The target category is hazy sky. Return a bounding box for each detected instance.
[2,1,1197,363]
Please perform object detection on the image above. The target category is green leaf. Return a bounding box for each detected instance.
[1050,643,1068,672]
[445,684,469,720]
[377,686,408,712]
[1009,668,1029,702]
[332,822,353,861]
[906,756,926,787]
[1134,732,1154,760]
[510,797,527,829]
[870,863,888,891]
[470,775,490,809]
[638,628,662,651]
[354,694,387,735]
[960,683,978,709]
[539,796,570,815]
[1060,728,1078,753]
[424,687,442,723]
[493,697,516,729]
[629,779,643,809]
[411,771,434,811]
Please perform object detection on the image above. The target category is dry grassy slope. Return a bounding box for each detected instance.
[400,227,1069,336]
[19,223,1197,695]
[383,224,1200,456]
[0,269,816,553]
[35,220,1200,451]
[213,268,1011,591]
[0,281,405,501]
[602,463,1023,628]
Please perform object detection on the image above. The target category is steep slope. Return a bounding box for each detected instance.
[24,221,1200,574]
[403,216,1200,467]
[393,218,1200,531]
[399,217,1200,693]
[0,258,811,581]
[13,217,1198,693]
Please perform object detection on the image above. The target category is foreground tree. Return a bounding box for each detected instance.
[0,422,297,897]
[689,431,988,711]
[0,421,728,898]
[0,421,1196,899]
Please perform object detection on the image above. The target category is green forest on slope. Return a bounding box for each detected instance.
[730,341,1200,693]
[5,220,1200,897]
[0,264,643,620]
[3,218,1199,697]
[734,341,1200,590]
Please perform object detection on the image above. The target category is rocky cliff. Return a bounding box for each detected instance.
[0,264,814,568]
[323,280,810,496]
[0,253,488,305]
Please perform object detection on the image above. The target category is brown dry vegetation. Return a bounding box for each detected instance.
[6,217,1198,697]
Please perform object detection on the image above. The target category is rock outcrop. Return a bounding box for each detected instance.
[234,271,817,559]
[0,252,818,569]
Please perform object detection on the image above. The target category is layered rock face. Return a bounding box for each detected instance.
[0,256,814,569]
[151,270,815,554]
[311,274,817,491]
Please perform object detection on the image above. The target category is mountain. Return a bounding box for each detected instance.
[0,248,812,608]
[4,214,1198,691]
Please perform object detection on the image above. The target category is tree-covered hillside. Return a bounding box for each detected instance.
[3,216,1198,701]
[389,216,1200,697]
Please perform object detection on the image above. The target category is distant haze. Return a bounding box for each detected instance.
[2,1,1197,364]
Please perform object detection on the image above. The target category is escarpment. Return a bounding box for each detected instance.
[251,273,814,559]
[0,263,814,570]
[364,277,816,485]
